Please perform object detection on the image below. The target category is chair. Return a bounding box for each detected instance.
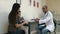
[49,18,57,34]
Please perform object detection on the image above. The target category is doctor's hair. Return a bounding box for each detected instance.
[8,3,20,24]
[42,5,48,9]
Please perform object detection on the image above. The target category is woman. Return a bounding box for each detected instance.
[8,3,28,34]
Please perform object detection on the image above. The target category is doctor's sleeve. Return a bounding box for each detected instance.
[39,14,53,24]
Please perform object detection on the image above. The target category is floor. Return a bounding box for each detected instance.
[30,21,60,34]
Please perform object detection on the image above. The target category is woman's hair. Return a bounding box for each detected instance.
[8,3,20,24]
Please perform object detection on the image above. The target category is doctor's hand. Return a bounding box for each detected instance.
[34,18,40,23]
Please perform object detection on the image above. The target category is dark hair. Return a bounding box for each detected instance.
[8,3,20,24]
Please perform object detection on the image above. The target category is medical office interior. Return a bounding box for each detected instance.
[0,0,60,34]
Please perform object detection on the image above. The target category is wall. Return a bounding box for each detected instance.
[0,0,46,34]
[0,0,16,34]
[21,0,42,20]
[46,0,60,20]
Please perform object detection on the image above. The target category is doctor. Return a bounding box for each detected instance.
[34,5,55,34]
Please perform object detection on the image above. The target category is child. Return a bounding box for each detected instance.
[16,11,28,34]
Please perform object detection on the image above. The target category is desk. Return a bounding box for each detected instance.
[28,22,38,34]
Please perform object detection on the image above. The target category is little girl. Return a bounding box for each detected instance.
[16,11,28,34]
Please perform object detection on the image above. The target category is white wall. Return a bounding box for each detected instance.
[21,0,42,20]
[0,0,16,34]
[0,0,46,34]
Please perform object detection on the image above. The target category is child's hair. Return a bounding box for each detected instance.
[17,11,21,14]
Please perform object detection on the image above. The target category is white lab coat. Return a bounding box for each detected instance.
[39,11,54,32]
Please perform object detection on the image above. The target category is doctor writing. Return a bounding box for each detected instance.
[34,5,55,34]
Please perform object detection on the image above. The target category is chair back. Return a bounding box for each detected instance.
[53,18,57,31]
